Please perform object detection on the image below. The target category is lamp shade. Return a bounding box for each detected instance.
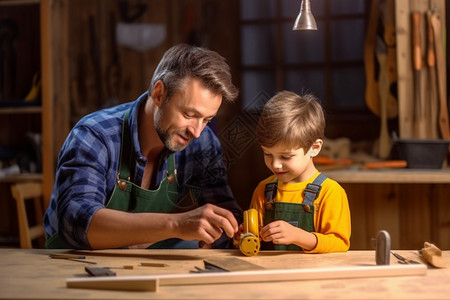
[293,0,317,30]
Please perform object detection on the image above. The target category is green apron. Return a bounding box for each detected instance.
[262,173,327,251]
[46,109,199,249]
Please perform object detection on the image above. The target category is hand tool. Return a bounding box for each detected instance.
[362,160,407,170]
[411,11,426,139]
[376,35,391,159]
[375,230,390,265]
[382,0,399,119]
[430,12,450,145]
[364,0,381,117]
[190,264,227,273]
[391,252,420,264]
[49,253,86,259]
[364,0,398,119]
[191,257,265,273]
[24,73,41,101]
[425,10,439,139]
[49,253,97,264]
[85,266,116,277]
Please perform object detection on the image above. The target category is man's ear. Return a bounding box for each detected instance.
[308,139,323,158]
[151,80,165,107]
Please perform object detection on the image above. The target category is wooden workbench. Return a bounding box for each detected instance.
[322,169,450,250]
[0,249,448,299]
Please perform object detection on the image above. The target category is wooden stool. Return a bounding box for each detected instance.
[10,182,45,248]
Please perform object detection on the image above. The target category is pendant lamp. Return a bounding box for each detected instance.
[293,0,317,30]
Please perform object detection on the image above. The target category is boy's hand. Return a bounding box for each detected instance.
[260,220,318,250]
[260,220,300,245]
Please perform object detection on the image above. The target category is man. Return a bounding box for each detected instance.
[44,44,242,249]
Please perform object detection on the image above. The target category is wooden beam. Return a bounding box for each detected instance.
[67,264,426,292]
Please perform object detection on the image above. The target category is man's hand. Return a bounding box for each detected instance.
[174,204,239,245]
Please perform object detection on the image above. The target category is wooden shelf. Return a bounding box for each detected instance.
[0,0,39,6]
[323,168,450,184]
[0,173,42,183]
[0,106,42,114]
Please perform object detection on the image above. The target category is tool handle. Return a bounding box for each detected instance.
[426,12,435,67]
[431,12,450,142]
[411,11,422,71]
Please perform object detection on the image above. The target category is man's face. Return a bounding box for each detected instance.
[154,78,222,152]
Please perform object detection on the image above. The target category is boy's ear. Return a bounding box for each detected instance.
[308,139,323,157]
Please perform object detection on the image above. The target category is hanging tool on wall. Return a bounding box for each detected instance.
[411,11,427,139]
[364,0,398,120]
[376,35,391,159]
[430,12,450,145]
[425,9,439,139]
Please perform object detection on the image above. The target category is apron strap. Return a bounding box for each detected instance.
[303,173,327,206]
[118,109,132,181]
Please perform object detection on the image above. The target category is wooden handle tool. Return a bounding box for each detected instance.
[376,36,391,159]
[411,11,426,139]
[426,11,439,139]
[430,12,450,145]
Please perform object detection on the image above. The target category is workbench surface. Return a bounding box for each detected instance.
[323,168,450,183]
[0,249,448,299]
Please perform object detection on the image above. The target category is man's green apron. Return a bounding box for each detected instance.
[262,173,327,251]
[46,110,199,249]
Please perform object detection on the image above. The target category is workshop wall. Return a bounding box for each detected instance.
[0,0,448,250]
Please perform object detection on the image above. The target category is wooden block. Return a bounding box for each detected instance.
[421,242,446,268]
[140,262,168,267]
[67,276,159,292]
[122,265,137,269]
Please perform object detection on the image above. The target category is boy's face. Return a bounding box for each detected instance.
[261,143,318,183]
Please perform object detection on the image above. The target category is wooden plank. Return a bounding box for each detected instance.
[66,264,427,292]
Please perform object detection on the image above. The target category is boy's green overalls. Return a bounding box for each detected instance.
[262,173,327,250]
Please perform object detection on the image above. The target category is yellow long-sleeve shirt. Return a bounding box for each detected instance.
[250,172,351,253]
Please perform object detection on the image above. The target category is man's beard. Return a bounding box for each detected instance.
[155,108,192,152]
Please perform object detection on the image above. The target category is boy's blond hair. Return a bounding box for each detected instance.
[257,91,325,150]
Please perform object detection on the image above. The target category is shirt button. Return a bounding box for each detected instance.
[137,157,146,165]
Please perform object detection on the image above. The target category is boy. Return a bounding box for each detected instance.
[250,91,351,253]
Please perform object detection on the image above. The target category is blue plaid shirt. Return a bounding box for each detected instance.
[43,92,242,248]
